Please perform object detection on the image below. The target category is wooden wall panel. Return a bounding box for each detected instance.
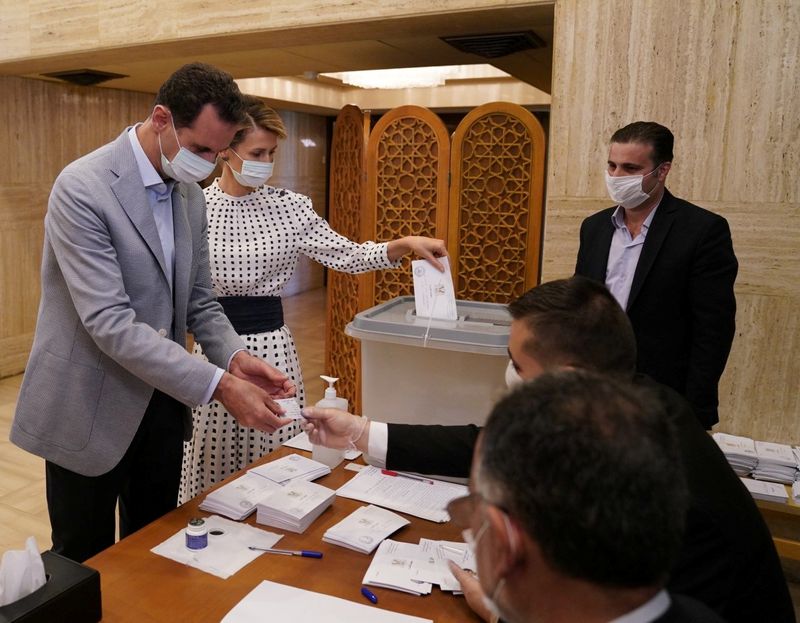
[544,0,800,441]
[0,76,153,377]
[448,102,545,303]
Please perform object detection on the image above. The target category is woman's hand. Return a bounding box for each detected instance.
[387,236,448,271]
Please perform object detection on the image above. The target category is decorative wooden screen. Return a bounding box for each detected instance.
[325,105,370,412]
[364,106,450,305]
[448,102,546,303]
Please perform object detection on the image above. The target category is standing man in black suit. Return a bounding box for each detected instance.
[575,121,738,429]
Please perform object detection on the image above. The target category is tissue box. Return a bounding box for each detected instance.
[0,551,101,623]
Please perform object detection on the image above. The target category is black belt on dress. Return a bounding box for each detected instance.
[217,295,284,334]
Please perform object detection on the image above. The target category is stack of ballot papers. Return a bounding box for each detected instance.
[248,453,331,484]
[199,472,283,520]
[323,504,410,554]
[740,477,789,503]
[255,480,335,533]
[753,440,799,484]
[362,538,477,595]
[712,433,759,476]
[336,466,468,522]
[284,431,362,461]
[151,515,282,579]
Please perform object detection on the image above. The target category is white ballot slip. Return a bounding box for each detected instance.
[222,580,432,623]
[323,504,410,554]
[285,431,362,460]
[150,515,282,579]
[336,466,467,523]
[412,256,457,321]
[362,540,433,595]
[255,480,335,533]
[198,472,283,521]
[249,453,330,485]
[275,398,304,420]
[740,477,789,503]
[413,539,476,592]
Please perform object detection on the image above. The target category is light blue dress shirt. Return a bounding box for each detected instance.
[605,202,660,310]
[126,126,223,403]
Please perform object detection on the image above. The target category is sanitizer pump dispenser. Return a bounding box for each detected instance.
[311,376,348,468]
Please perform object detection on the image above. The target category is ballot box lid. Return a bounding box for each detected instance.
[345,295,510,355]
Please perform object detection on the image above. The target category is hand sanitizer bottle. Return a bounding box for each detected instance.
[311,375,349,469]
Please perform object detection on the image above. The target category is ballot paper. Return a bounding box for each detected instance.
[198,472,283,521]
[284,431,362,461]
[336,466,466,523]
[150,515,282,579]
[323,504,410,554]
[413,539,477,592]
[255,480,335,533]
[275,398,304,420]
[753,441,799,484]
[712,432,758,476]
[412,256,457,321]
[362,540,433,595]
[740,477,789,504]
[248,453,331,485]
[222,580,432,623]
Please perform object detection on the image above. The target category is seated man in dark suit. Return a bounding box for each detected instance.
[575,121,738,429]
[302,276,794,623]
[449,370,725,623]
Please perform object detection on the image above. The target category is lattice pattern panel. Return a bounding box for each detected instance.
[326,106,368,412]
[450,106,545,303]
[371,115,446,304]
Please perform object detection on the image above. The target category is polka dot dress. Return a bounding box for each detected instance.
[179,180,397,503]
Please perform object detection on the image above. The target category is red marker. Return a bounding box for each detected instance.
[381,469,435,485]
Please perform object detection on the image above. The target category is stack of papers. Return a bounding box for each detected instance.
[415,539,477,593]
[362,540,433,595]
[323,504,410,554]
[336,466,468,522]
[712,433,758,476]
[740,477,789,503]
[199,472,283,520]
[255,480,335,533]
[248,453,331,484]
[284,431,362,461]
[753,441,798,484]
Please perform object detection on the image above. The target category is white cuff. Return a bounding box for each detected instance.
[365,421,389,468]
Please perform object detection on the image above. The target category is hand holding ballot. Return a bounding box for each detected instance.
[387,236,448,272]
[301,406,370,451]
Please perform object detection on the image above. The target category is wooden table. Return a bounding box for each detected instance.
[756,490,800,561]
[86,447,481,622]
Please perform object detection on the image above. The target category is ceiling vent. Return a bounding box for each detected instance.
[441,31,545,59]
[41,69,128,87]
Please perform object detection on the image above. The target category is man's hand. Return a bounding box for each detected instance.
[448,561,494,623]
[213,371,292,433]
[300,406,369,452]
[229,351,295,398]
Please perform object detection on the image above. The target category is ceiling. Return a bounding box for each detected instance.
[2,4,554,113]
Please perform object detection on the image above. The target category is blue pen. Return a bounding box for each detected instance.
[248,546,323,558]
[361,586,378,604]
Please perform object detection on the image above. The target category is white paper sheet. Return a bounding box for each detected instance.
[284,431,362,460]
[412,256,457,321]
[275,398,304,420]
[249,453,330,484]
[336,466,467,523]
[150,515,282,579]
[323,504,410,554]
[362,540,433,595]
[222,580,432,623]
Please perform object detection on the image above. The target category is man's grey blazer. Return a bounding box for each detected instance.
[11,129,245,477]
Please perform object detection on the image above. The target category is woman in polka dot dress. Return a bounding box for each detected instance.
[179,96,446,502]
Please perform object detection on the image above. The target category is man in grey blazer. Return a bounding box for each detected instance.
[11,63,295,562]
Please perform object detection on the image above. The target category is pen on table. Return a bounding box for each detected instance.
[248,546,323,558]
[381,469,435,485]
[361,586,378,604]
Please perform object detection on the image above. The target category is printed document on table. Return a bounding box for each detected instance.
[335,466,467,522]
[362,540,433,595]
[222,580,432,623]
[412,256,457,320]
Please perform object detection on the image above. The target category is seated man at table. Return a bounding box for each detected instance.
[449,370,725,623]
[302,276,795,623]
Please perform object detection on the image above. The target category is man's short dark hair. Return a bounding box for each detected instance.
[478,370,687,587]
[153,63,247,128]
[610,121,674,165]
[507,276,637,377]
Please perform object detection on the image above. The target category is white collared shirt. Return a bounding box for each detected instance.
[610,590,671,623]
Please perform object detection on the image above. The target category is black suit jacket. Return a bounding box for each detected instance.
[654,593,727,623]
[386,377,794,623]
[574,190,738,428]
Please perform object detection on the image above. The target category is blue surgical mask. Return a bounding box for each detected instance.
[159,116,217,183]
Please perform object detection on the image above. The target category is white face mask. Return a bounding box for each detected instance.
[505,360,523,388]
[227,149,273,188]
[159,116,217,183]
[604,167,659,209]
[463,517,510,621]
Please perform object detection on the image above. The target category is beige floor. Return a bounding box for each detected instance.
[0,286,328,554]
